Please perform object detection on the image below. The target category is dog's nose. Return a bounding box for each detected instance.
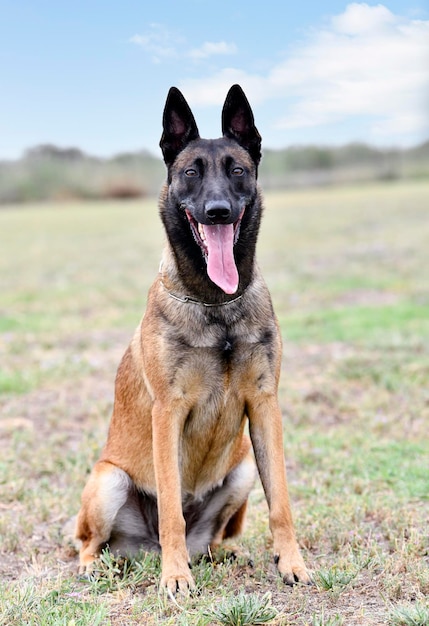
[205,200,232,223]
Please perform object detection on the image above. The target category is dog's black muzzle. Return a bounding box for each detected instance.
[189,199,242,226]
[204,200,233,224]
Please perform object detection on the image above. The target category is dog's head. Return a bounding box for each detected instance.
[159,85,262,295]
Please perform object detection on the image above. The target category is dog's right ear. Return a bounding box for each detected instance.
[160,87,200,166]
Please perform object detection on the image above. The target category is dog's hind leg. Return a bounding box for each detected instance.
[75,461,133,572]
[185,453,256,557]
[221,499,249,541]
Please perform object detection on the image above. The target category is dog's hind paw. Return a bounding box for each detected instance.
[77,560,97,578]
[209,541,251,565]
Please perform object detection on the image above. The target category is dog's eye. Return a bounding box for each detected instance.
[232,167,244,176]
[185,168,197,177]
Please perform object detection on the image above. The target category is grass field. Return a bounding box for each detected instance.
[0,180,428,625]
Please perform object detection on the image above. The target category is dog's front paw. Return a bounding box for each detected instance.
[274,546,312,586]
[161,564,195,596]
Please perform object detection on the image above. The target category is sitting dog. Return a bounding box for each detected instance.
[75,84,310,595]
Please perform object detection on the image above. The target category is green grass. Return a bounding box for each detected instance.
[280,301,429,343]
[315,566,359,593]
[389,602,429,626]
[0,579,109,626]
[310,611,344,626]
[0,181,428,625]
[291,434,428,502]
[204,592,278,625]
[0,370,36,394]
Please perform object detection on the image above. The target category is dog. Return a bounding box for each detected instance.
[75,84,310,595]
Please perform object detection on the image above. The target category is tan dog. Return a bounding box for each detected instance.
[75,84,310,595]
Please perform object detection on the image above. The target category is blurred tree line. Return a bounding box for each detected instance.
[0,140,428,204]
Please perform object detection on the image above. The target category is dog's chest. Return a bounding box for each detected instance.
[180,380,245,494]
[175,334,274,494]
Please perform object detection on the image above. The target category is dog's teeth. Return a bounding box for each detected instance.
[198,223,206,241]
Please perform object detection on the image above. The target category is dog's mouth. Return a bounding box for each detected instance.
[185,209,244,294]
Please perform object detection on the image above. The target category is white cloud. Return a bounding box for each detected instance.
[180,4,429,144]
[130,27,237,64]
[129,24,183,62]
[331,2,396,34]
[187,41,237,61]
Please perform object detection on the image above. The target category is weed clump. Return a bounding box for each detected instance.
[205,591,277,625]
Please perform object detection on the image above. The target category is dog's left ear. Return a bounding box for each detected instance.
[222,85,262,166]
[160,87,200,166]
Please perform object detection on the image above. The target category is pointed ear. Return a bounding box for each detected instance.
[160,87,200,166]
[222,84,261,166]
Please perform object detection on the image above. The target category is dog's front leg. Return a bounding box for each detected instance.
[248,394,311,585]
[152,400,195,595]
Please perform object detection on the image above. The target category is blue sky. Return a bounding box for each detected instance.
[1,1,428,159]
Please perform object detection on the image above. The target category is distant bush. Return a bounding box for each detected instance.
[259,140,429,189]
[24,144,86,161]
[0,145,165,204]
[103,181,145,199]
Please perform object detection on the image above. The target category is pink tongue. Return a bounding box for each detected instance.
[203,223,239,294]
